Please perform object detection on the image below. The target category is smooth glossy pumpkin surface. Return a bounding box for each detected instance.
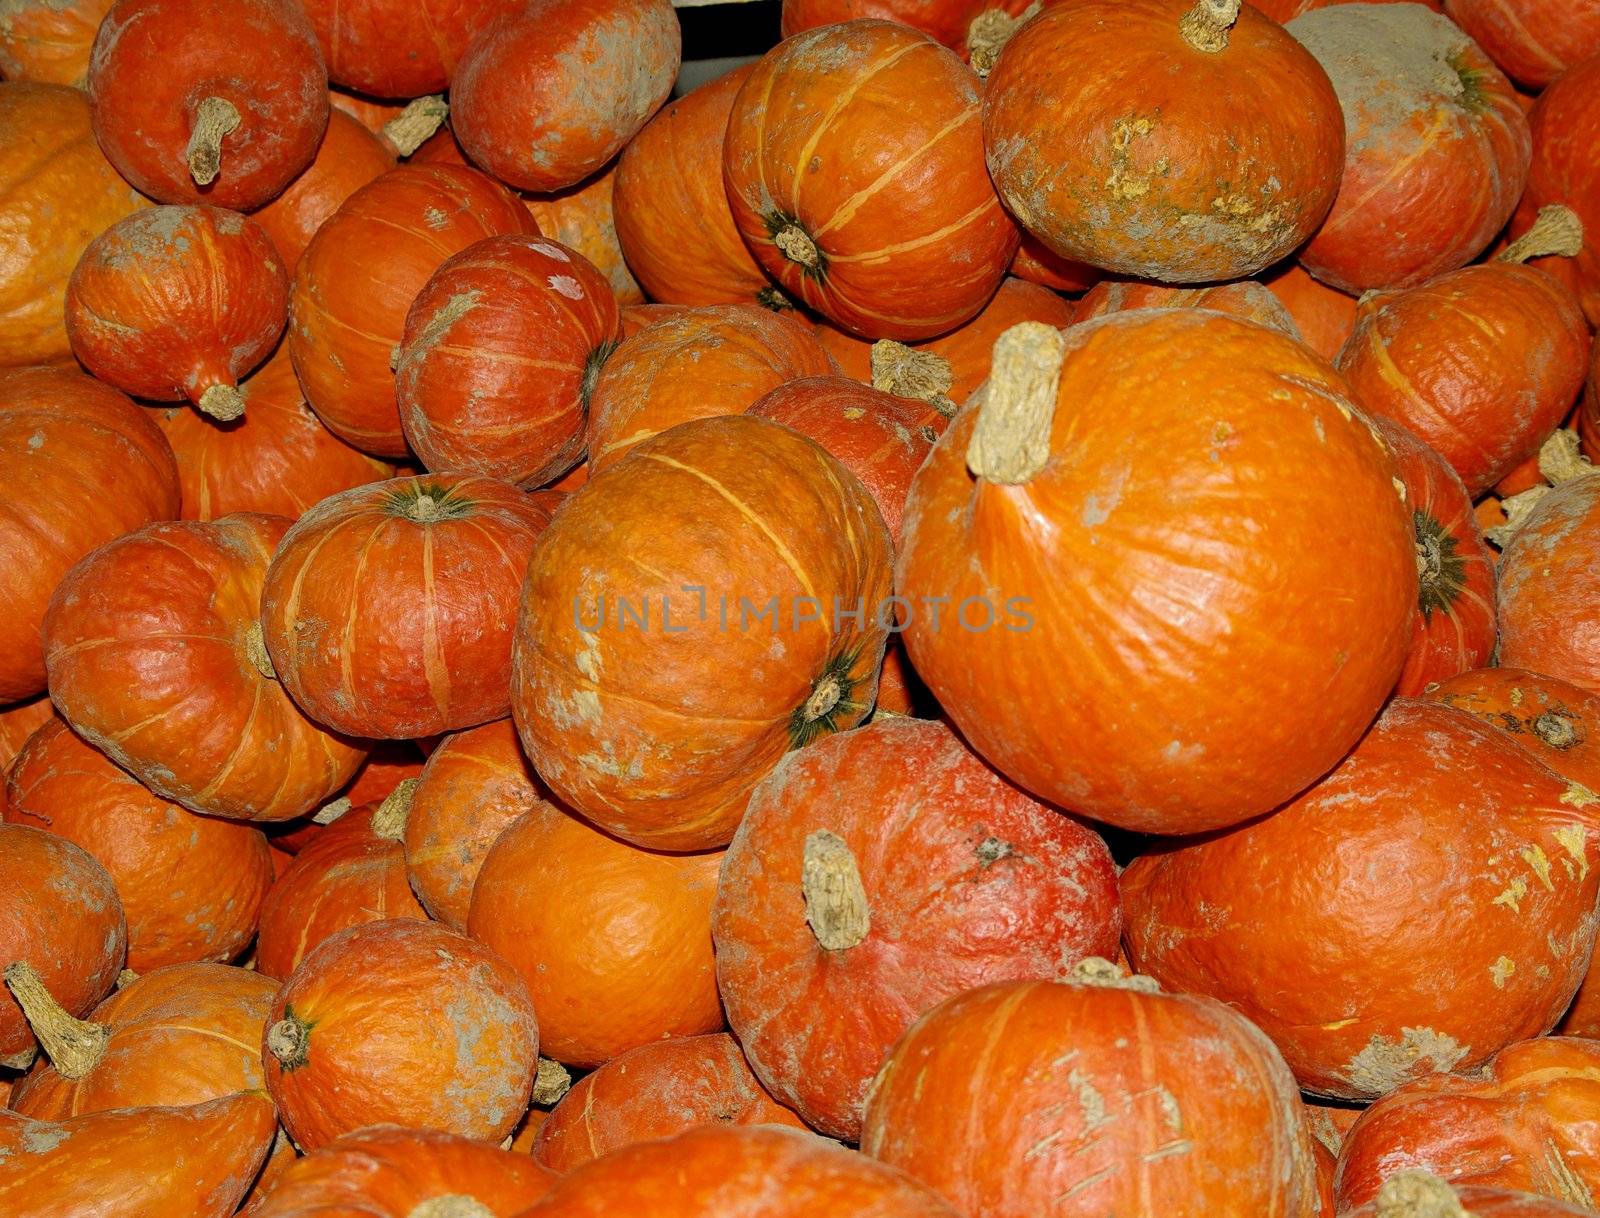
[0,0,114,84]
[1443,0,1600,88]
[1498,475,1600,694]
[1514,53,1600,327]
[300,0,520,96]
[524,163,645,309]
[1072,280,1302,339]
[251,110,395,271]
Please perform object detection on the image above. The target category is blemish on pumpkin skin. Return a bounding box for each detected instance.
[1489,956,1516,988]
[1523,845,1555,892]
[1340,1027,1468,1095]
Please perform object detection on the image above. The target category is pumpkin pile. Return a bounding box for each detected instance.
[2,0,1600,1213]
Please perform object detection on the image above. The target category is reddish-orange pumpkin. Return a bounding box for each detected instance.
[1421,669,1600,795]
[714,717,1122,1140]
[532,1034,805,1173]
[0,366,179,702]
[725,21,1016,339]
[524,164,645,309]
[1443,0,1600,89]
[289,164,536,457]
[250,110,395,270]
[468,806,723,1068]
[5,719,273,971]
[87,0,328,210]
[1288,4,1531,293]
[1345,1176,1597,1218]
[1122,699,1600,1099]
[65,206,288,423]
[1009,235,1101,294]
[0,0,115,84]
[1260,261,1359,362]
[299,0,520,96]
[586,304,836,473]
[896,311,1416,834]
[264,919,540,1151]
[512,415,893,851]
[451,0,679,192]
[779,0,1028,61]
[397,235,621,486]
[861,967,1323,1218]
[1071,279,1303,339]
[43,514,366,821]
[264,743,427,857]
[0,698,51,772]
[1497,476,1600,694]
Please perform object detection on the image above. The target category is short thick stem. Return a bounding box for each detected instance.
[803,676,841,724]
[1179,0,1242,52]
[802,830,870,951]
[1538,428,1591,486]
[198,384,245,422]
[371,778,418,842]
[1068,956,1161,994]
[1498,205,1584,265]
[187,96,241,187]
[3,961,110,1080]
[245,623,276,680]
[967,1,1040,77]
[266,1015,309,1070]
[871,341,955,417]
[966,322,1065,485]
[383,95,449,157]
[1374,1171,1468,1218]
[530,1057,571,1105]
[775,225,821,270]
[313,796,352,825]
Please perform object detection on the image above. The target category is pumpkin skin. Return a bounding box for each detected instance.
[1071,279,1303,339]
[1261,261,1358,362]
[289,164,536,458]
[1288,5,1531,294]
[1498,476,1600,695]
[299,0,520,97]
[714,717,1122,1141]
[248,1125,556,1218]
[87,0,328,211]
[1344,1180,1597,1218]
[0,367,179,702]
[0,1091,278,1218]
[251,110,395,271]
[512,415,893,852]
[1253,0,1444,16]
[860,971,1323,1218]
[397,235,622,487]
[0,697,51,772]
[1009,235,1102,294]
[264,918,540,1151]
[984,0,1342,284]
[1514,54,1600,328]
[65,206,289,420]
[0,0,114,84]
[1443,0,1600,89]
[532,1034,805,1173]
[43,514,366,822]
[524,164,646,309]
[467,806,723,1068]
[1421,669,1600,796]
[896,309,1416,835]
[4,718,273,971]
[1122,699,1600,1099]
[0,83,148,368]
[725,21,1016,340]
[156,348,393,522]
[451,0,680,193]
[780,0,1000,53]
[586,304,836,474]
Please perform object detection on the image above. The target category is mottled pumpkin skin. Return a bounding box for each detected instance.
[1444,0,1600,88]
[1514,54,1600,327]
[533,1034,805,1174]
[452,0,680,193]
[715,717,1122,1142]
[43,514,366,822]
[0,366,179,702]
[512,415,893,852]
[0,0,115,83]
[0,824,126,1061]
[299,0,521,96]
[1072,279,1303,339]
[0,83,148,368]
[897,309,1416,835]
[1344,1184,1598,1218]
[1288,5,1530,293]
[468,806,724,1068]
[861,977,1322,1218]
[984,0,1342,284]
[1123,700,1600,1100]
[5,719,273,971]
[1498,476,1600,695]
[252,110,395,271]
[264,919,539,1152]
[1261,261,1358,362]
[524,163,645,308]
[725,21,1017,340]
[1421,669,1600,797]
[87,0,328,210]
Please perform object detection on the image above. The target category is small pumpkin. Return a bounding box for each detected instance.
[1443,0,1600,89]
[1260,261,1359,362]
[1497,474,1600,694]
[1009,234,1101,294]
[523,163,645,309]
[299,0,520,97]
[265,744,427,858]
[0,0,115,84]
[250,110,395,271]
[1071,279,1303,338]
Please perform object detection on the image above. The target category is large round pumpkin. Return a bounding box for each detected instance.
[1122,699,1600,1099]
[512,415,893,851]
[0,0,115,84]
[896,312,1416,835]
[1497,474,1600,694]
[289,164,536,458]
[724,20,1017,339]
[298,0,520,96]
[714,716,1121,1141]
[251,109,395,271]
[1443,0,1600,89]
[1342,1174,1593,1218]
[0,82,148,367]
[861,964,1323,1218]
[43,514,366,821]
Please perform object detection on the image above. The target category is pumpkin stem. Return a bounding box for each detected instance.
[198,384,245,422]
[116,968,139,990]
[871,341,956,417]
[802,830,870,951]
[1178,0,1242,52]
[406,1199,496,1218]
[1498,205,1584,265]
[0,1046,36,1070]
[313,796,352,825]
[1538,428,1591,486]
[774,224,821,270]
[244,622,276,680]
[266,1014,310,1070]
[1068,956,1162,994]
[382,95,449,157]
[186,96,241,187]
[1373,1170,1469,1218]
[1486,487,1550,548]
[530,1056,572,1105]
[802,676,842,724]
[371,778,418,841]
[966,322,1065,485]
[2,962,111,1080]
[966,1,1041,77]
[408,495,443,523]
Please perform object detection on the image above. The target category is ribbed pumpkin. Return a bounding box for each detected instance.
[513,415,893,851]
[533,1034,805,1173]
[1422,668,1600,795]
[1514,53,1600,327]
[0,83,148,367]
[0,698,52,772]
[586,305,835,473]
[0,367,180,703]
[0,0,114,84]
[5,718,273,970]
[861,964,1323,1218]
[156,348,393,522]
[1498,475,1600,694]
[87,0,328,210]
[65,206,289,423]
[1071,280,1303,338]
[778,0,1030,63]
[896,314,1415,835]
[524,164,645,309]
[1122,700,1600,1099]
[452,0,680,192]
[714,717,1121,1141]
[1288,4,1530,293]
[289,164,535,458]
[397,235,621,486]
[983,0,1342,283]
[43,514,366,821]
[299,0,520,96]
[1261,261,1359,362]
[264,919,540,1151]
[1346,1175,1597,1218]
[250,110,395,270]
[467,806,723,1068]
[725,20,1017,339]
[1443,0,1600,89]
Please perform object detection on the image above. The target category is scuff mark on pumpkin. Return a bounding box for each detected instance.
[1340,1027,1468,1095]
[1523,845,1555,892]
[1489,956,1516,988]
[1493,875,1528,913]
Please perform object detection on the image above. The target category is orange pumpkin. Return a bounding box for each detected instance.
[1421,669,1600,795]
[1071,279,1303,338]
[1009,234,1101,294]
[0,698,52,772]
[1260,261,1359,362]
[251,110,395,270]
[0,0,114,84]
[1443,0,1600,89]
[1344,1175,1596,1218]
[301,0,520,97]
[1498,475,1600,694]
[524,163,645,309]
